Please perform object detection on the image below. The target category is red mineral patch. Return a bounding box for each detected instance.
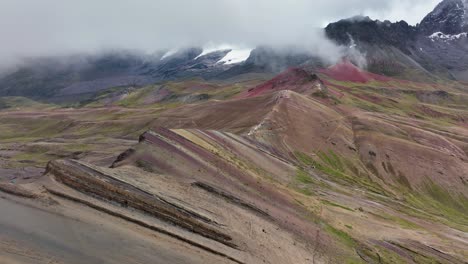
[239,68,321,98]
[320,61,391,83]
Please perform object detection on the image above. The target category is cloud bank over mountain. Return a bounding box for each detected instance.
[0,0,439,70]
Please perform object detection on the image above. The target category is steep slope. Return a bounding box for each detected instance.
[319,61,391,82]
[2,1,468,262]
[108,81,468,261]
[218,46,320,79]
[239,68,327,98]
[325,0,468,81]
[0,52,153,99]
[0,48,239,101]
[150,89,352,159]
[0,46,319,102]
[325,16,417,52]
[3,1,468,102]
[417,0,468,80]
[419,0,468,35]
[146,73,468,201]
[2,65,468,263]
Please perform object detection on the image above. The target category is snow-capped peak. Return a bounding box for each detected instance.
[191,44,252,64]
[419,0,468,35]
[194,44,233,60]
[217,48,252,65]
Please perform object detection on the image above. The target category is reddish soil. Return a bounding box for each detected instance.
[3,63,468,263]
[320,61,392,83]
[239,68,321,98]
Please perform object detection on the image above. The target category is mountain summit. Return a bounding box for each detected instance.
[325,0,468,81]
[2,0,468,100]
[419,0,468,35]
[1,1,468,263]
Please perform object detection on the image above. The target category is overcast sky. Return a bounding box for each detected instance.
[0,0,440,65]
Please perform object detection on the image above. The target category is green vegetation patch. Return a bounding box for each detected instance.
[324,224,356,248]
[317,150,345,172]
[0,96,52,110]
[294,169,315,196]
[295,168,315,184]
[369,211,420,229]
[401,180,468,230]
[321,200,354,212]
[294,151,387,195]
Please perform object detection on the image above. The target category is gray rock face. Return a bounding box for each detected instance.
[0,46,321,101]
[218,46,320,79]
[416,33,468,71]
[2,0,468,100]
[419,0,468,35]
[325,0,468,80]
[325,17,417,52]
[0,48,233,99]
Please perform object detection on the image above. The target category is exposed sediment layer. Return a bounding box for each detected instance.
[192,181,271,219]
[45,187,244,264]
[45,159,236,248]
[0,183,36,198]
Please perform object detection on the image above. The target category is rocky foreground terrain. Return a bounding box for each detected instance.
[0,60,467,263]
[0,0,467,263]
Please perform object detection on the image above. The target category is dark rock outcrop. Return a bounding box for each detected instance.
[46,159,236,248]
[325,0,468,80]
[419,0,468,35]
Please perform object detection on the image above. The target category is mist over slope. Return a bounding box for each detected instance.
[326,0,468,81]
[0,0,466,101]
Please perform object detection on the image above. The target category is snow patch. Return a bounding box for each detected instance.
[194,44,233,60]
[160,49,178,60]
[428,31,468,42]
[218,48,252,65]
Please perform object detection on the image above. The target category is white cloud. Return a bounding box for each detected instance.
[0,0,442,70]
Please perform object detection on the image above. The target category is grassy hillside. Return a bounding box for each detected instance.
[1,64,467,263]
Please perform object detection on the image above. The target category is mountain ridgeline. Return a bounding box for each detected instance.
[1,1,468,263]
[0,0,467,101]
[325,0,468,81]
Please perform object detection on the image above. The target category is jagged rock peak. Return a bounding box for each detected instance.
[419,0,468,35]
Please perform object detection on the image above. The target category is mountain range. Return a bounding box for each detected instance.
[326,0,468,81]
[0,1,467,264]
[2,0,468,102]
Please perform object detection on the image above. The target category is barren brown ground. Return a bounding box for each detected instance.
[1,69,467,263]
